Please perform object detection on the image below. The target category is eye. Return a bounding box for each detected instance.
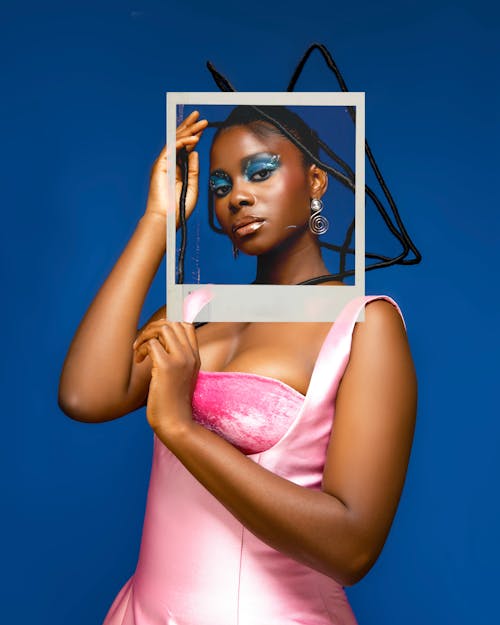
[244,154,280,183]
[250,168,273,182]
[211,183,231,198]
[209,171,232,198]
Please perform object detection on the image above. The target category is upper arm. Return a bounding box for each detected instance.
[322,299,417,577]
[125,304,167,410]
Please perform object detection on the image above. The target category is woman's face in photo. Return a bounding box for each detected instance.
[209,124,314,256]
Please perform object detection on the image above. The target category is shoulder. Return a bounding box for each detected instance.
[353,296,407,342]
[334,295,416,408]
[366,295,406,324]
[344,295,416,395]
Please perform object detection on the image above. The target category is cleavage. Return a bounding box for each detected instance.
[196,321,332,397]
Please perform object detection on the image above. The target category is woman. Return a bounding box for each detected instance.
[59,107,417,625]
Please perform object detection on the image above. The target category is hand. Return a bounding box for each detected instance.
[145,111,208,226]
[133,320,200,441]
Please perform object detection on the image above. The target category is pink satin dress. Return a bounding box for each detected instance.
[102,292,405,625]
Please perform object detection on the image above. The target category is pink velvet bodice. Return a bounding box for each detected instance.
[192,371,304,455]
[102,292,405,625]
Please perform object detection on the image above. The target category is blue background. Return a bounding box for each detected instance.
[1,1,499,624]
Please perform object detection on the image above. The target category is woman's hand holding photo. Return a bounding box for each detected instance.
[145,110,208,227]
[133,320,200,441]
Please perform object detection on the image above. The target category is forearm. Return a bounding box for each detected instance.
[159,420,369,586]
[59,212,166,420]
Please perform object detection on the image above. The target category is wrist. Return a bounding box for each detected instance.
[153,410,197,450]
[137,211,168,249]
[141,210,167,226]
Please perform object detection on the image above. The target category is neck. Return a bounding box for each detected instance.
[254,229,332,285]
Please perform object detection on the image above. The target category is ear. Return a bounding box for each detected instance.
[307,164,328,199]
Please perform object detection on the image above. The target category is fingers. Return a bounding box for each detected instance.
[176,111,208,155]
[155,111,207,171]
[143,337,167,368]
[175,135,200,153]
[176,109,200,131]
[133,321,199,365]
[187,150,199,176]
[185,151,199,193]
[139,325,200,378]
[185,150,200,189]
[179,119,209,136]
[175,126,206,154]
[176,118,208,141]
[181,322,200,362]
[169,323,200,365]
[134,320,171,362]
[176,111,208,135]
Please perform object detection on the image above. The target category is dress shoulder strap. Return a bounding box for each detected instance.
[305,294,406,407]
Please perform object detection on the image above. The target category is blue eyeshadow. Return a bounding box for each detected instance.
[209,171,232,196]
[244,154,280,180]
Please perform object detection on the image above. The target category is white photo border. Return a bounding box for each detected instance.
[166,92,365,322]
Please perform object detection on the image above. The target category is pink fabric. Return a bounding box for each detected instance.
[102,292,405,625]
[192,371,304,454]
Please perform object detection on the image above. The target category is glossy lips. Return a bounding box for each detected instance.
[232,216,265,238]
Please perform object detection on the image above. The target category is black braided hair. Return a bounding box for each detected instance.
[176,43,421,285]
[176,147,189,285]
[211,105,320,166]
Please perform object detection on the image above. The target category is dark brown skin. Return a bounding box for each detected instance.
[59,111,417,587]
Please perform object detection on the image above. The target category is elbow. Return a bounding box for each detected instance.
[324,552,375,588]
[58,385,115,423]
[58,389,95,423]
[339,556,374,587]
[58,367,92,422]
[316,533,380,587]
[58,365,129,423]
[335,544,381,587]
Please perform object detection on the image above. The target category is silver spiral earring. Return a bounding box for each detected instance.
[309,198,329,235]
[232,243,239,259]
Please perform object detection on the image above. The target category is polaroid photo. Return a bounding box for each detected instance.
[166,92,365,322]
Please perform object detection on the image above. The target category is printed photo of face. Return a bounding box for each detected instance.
[209,124,326,257]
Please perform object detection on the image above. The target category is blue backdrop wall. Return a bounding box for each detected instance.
[1,1,498,624]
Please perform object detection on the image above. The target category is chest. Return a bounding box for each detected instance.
[196,321,333,397]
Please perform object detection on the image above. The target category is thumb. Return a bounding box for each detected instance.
[187,150,199,180]
[185,151,200,219]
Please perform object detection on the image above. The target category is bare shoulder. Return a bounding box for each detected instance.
[357,297,406,334]
[349,297,410,364]
[348,296,415,396]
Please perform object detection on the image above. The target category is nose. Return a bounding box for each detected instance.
[228,179,255,214]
